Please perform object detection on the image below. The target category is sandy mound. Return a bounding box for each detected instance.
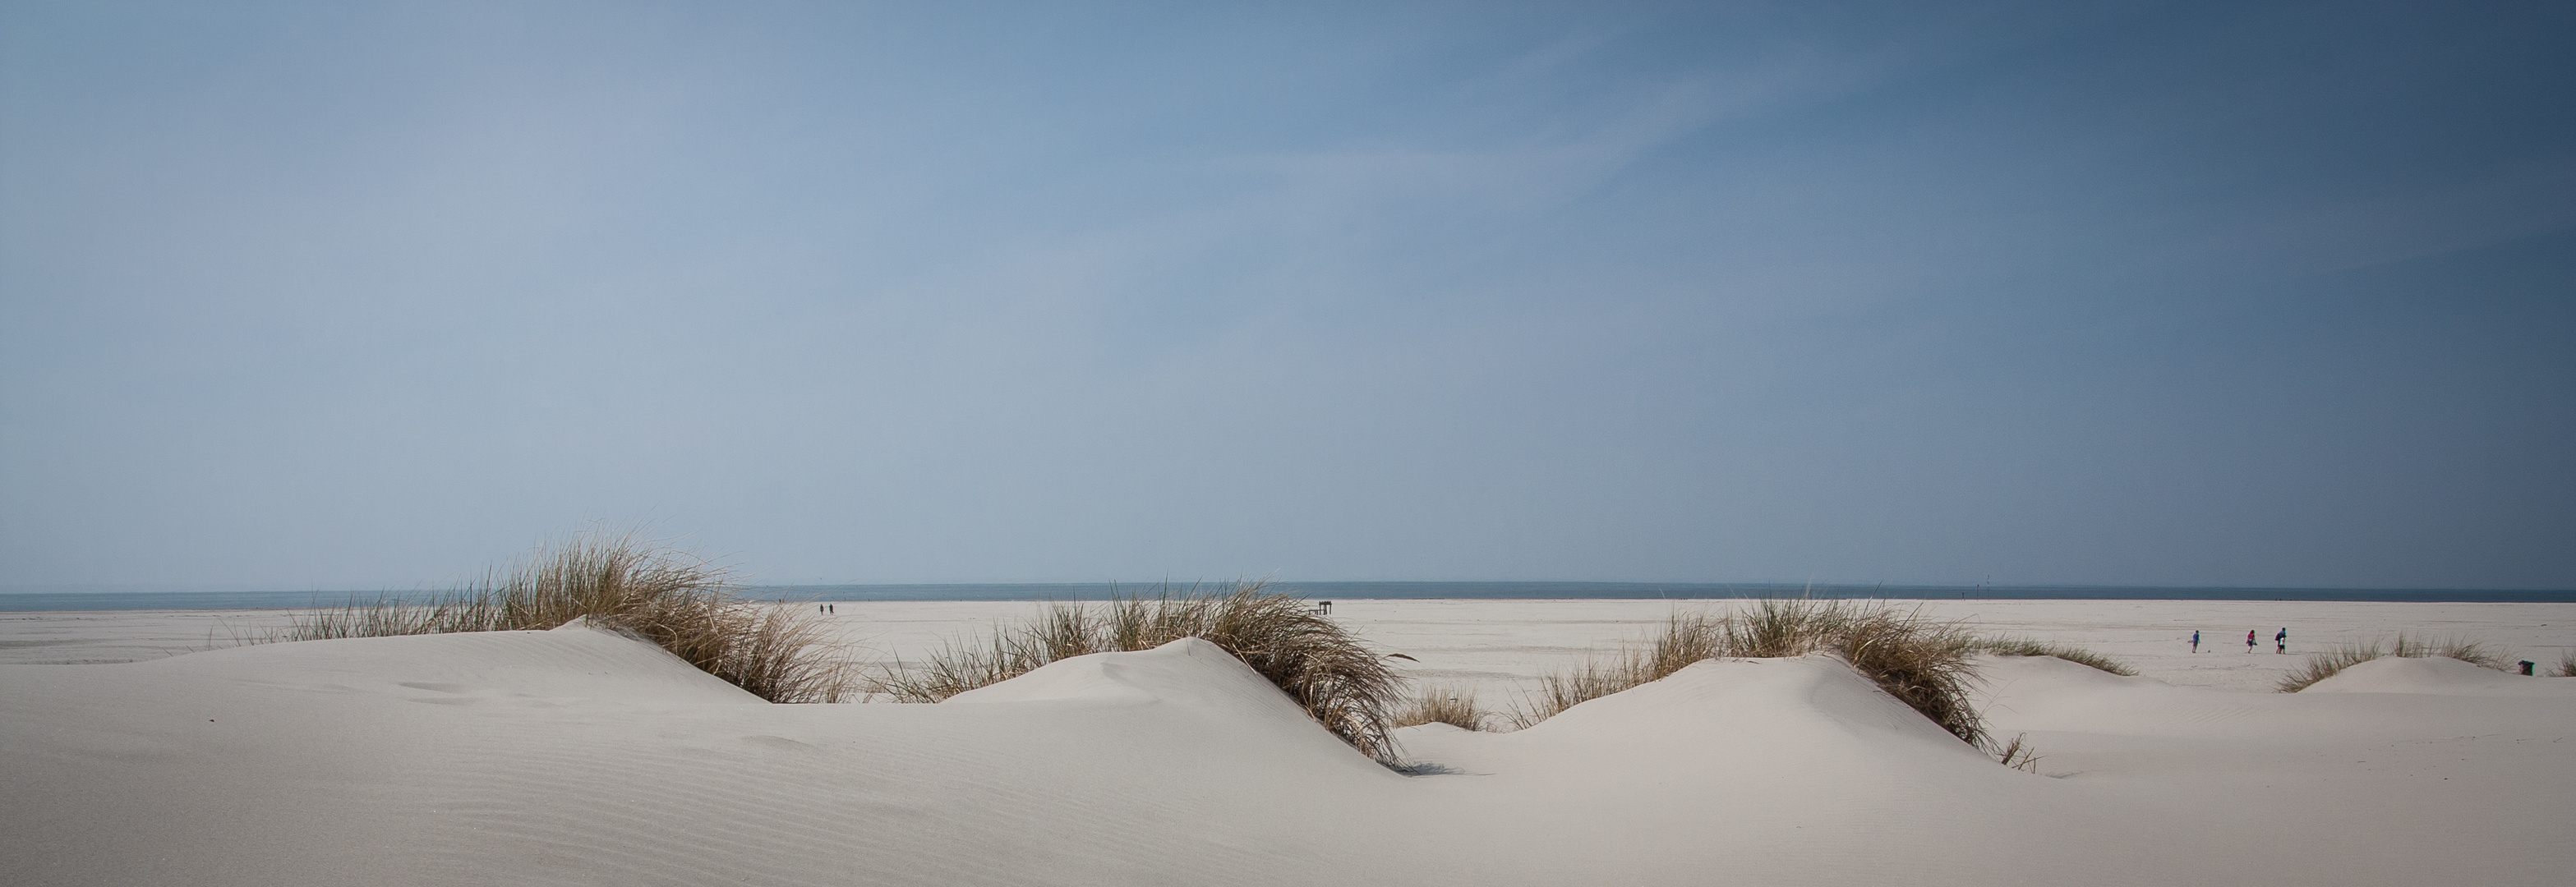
[951,637,1341,728]
[1389,655,2118,884]
[2299,654,2575,695]
[5,627,2572,886]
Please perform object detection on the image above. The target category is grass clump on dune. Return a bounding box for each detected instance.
[2275,634,2507,692]
[2560,650,2576,678]
[279,529,858,703]
[2274,645,2387,693]
[1503,611,1727,730]
[1814,602,1986,747]
[1506,657,1647,731]
[1974,637,2138,676]
[1393,687,1489,731]
[871,581,1408,762]
[1993,733,2044,774]
[1506,600,1989,749]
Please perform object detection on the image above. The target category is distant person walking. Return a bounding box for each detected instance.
[2191,630,2201,653]
[2276,627,2287,654]
[2247,630,2258,653]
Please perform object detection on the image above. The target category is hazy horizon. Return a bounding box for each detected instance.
[5,2,2572,590]
[12,577,2569,594]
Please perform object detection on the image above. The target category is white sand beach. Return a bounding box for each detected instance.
[13,3,2570,885]
[845,597,2576,696]
[4,599,2571,885]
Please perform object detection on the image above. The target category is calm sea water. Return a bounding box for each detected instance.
[3,581,2571,611]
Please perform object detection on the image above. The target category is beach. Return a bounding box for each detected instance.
[832,597,2576,696]
[12,2,2570,884]
[4,598,2571,885]
[16,597,2576,692]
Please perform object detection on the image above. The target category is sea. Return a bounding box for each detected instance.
[2,581,2571,611]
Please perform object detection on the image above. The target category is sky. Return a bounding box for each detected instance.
[2,1,2571,591]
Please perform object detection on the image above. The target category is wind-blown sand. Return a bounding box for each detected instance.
[3,600,2571,885]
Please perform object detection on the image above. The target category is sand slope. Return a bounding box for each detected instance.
[1974,654,2574,885]
[1388,655,2138,885]
[5,626,2571,885]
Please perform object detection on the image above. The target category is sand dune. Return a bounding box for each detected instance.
[4,609,2571,885]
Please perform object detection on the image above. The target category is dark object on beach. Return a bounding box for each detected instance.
[2247,630,2257,652]
[2521,660,2536,676]
[2276,628,2287,654]
[1318,600,1333,615]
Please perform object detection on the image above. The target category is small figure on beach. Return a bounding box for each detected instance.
[2275,627,2287,654]
[2247,630,2257,652]
[2191,630,2200,653]
[1317,600,1333,615]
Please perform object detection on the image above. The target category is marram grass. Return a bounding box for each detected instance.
[1393,687,1489,731]
[1505,600,1993,755]
[1994,733,2044,774]
[1502,611,1728,731]
[277,530,858,703]
[870,581,1408,762]
[2275,634,2507,692]
[1974,636,2138,676]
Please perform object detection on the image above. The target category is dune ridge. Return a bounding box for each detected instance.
[5,614,2573,885]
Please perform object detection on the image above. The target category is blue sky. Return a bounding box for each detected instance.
[3,1,2570,590]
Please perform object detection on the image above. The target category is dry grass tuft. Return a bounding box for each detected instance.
[871,581,1408,761]
[1994,733,2044,773]
[2274,643,2387,693]
[1505,600,1989,748]
[2559,650,2576,678]
[278,529,858,703]
[1831,604,1984,746]
[2275,633,2507,692]
[2402,635,2505,669]
[1506,659,1639,731]
[1502,611,1727,730]
[1394,687,1488,731]
[1975,636,2138,676]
